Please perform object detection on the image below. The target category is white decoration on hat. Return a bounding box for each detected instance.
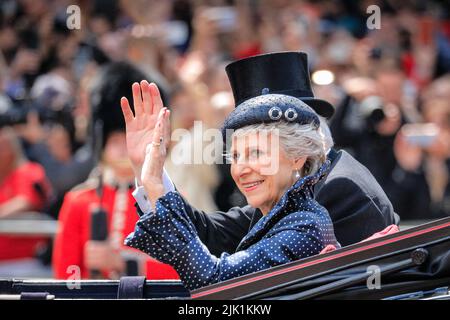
[285,108,298,121]
[268,106,282,120]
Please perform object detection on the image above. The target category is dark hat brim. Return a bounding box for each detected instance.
[300,98,335,119]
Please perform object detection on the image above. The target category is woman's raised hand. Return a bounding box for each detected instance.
[140,107,170,204]
[120,80,171,183]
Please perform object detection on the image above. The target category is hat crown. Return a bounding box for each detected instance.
[221,93,320,140]
[226,52,313,106]
[225,51,335,119]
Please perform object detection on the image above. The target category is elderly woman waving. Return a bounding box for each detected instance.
[121,52,339,291]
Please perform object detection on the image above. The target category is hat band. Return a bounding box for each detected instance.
[236,89,314,106]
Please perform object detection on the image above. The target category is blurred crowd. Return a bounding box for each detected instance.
[0,0,449,278]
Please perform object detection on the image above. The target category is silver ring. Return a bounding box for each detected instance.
[268,107,282,120]
[284,108,298,121]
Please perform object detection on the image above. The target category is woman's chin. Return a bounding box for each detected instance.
[246,196,264,210]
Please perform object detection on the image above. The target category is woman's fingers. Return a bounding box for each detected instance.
[142,108,166,181]
[132,82,144,116]
[145,107,166,155]
[140,80,153,114]
[163,109,171,147]
[151,107,166,147]
[120,97,134,123]
[149,83,163,116]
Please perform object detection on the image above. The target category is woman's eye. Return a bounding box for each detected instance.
[225,152,239,163]
[249,149,262,158]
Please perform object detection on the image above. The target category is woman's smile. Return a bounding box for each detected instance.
[241,179,265,192]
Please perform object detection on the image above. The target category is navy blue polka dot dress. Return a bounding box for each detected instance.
[125,160,339,290]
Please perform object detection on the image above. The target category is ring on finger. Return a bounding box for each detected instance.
[151,137,163,147]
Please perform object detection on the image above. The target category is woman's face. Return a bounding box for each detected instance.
[230,130,305,215]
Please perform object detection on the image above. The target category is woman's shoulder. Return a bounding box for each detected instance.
[274,199,332,229]
[261,205,337,248]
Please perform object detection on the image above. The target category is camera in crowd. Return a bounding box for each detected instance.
[359,96,386,128]
[0,77,76,129]
[0,100,73,129]
[338,94,387,132]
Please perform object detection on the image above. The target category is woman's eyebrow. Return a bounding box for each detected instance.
[232,144,266,153]
[230,146,254,153]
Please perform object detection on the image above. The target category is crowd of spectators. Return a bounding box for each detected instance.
[0,0,449,277]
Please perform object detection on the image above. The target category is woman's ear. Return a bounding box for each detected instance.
[292,156,307,171]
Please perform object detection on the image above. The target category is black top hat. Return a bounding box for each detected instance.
[225,52,334,118]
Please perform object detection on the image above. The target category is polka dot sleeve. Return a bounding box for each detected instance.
[124,161,338,291]
[125,190,325,291]
[170,220,324,290]
[124,191,198,264]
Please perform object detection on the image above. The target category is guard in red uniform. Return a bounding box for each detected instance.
[52,62,178,280]
[0,127,52,261]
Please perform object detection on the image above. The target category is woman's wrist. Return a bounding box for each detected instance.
[143,179,165,205]
[132,165,143,185]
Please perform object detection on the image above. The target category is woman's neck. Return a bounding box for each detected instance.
[258,179,297,216]
[259,197,281,216]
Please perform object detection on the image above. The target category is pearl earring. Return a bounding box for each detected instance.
[295,169,301,179]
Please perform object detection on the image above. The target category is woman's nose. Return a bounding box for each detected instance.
[234,161,253,178]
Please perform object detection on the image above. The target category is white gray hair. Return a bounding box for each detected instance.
[231,116,333,176]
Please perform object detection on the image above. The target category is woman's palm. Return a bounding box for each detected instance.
[120,81,168,172]
[126,113,158,166]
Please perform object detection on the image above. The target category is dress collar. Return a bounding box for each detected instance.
[290,159,331,194]
[236,160,331,251]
